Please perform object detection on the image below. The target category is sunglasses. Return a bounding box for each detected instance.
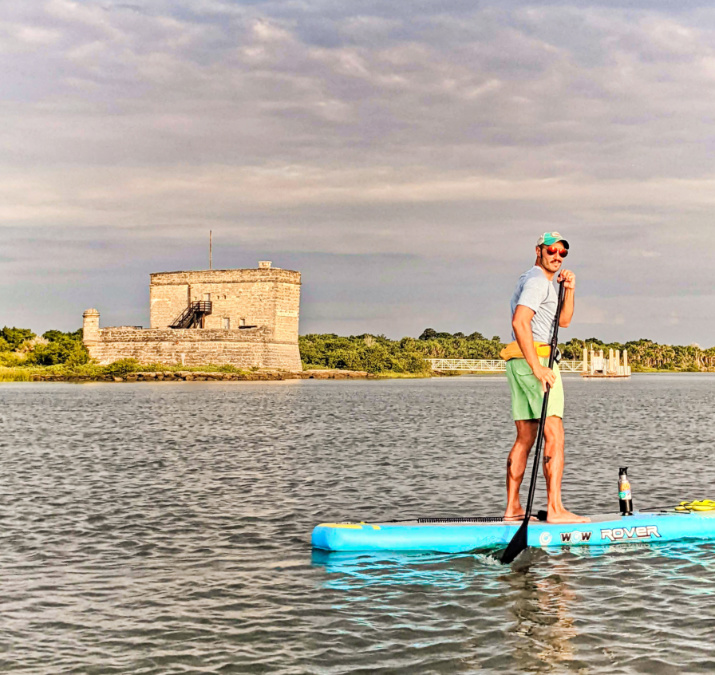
[545,245,568,258]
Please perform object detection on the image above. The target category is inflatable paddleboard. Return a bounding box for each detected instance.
[312,510,715,553]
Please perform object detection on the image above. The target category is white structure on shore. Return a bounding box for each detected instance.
[582,346,631,378]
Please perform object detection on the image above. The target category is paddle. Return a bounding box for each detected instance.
[500,279,566,565]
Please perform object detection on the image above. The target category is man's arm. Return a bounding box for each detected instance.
[558,270,576,327]
[512,305,557,392]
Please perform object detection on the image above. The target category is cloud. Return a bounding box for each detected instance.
[633,250,662,258]
[1,0,714,343]
[575,299,625,326]
[3,1,715,178]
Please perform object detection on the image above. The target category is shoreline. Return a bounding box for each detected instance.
[0,368,712,383]
[21,369,371,383]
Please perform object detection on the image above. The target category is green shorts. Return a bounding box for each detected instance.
[506,357,564,421]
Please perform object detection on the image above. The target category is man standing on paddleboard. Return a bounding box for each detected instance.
[502,232,589,524]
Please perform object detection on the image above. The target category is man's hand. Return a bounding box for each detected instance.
[533,363,556,393]
[558,269,576,290]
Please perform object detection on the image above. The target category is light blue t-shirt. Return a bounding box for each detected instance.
[510,266,558,343]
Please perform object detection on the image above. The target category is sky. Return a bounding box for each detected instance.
[2,0,715,346]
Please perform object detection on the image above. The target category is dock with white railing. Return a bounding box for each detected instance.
[426,359,585,373]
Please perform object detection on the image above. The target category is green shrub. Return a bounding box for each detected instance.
[105,359,141,376]
[26,339,89,366]
[0,351,24,367]
[42,328,83,342]
[0,327,35,351]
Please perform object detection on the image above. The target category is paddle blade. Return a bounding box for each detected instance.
[500,519,529,564]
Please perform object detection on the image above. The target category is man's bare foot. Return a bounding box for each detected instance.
[546,509,590,524]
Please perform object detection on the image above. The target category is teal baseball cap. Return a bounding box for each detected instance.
[537,231,569,249]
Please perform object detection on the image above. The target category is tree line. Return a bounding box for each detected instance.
[300,330,715,374]
[0,325,713,374]
[559,337,715,372]
[299,330,503,374]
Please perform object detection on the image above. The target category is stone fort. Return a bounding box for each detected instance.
[83,261,302,370]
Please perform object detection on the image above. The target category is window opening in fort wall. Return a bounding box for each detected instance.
[83,262,302,370]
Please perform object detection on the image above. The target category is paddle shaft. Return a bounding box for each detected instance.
[501,280,566,564]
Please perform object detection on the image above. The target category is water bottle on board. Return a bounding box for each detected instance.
[619,467,633,515]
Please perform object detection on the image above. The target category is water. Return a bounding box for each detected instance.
[1,374,715,673]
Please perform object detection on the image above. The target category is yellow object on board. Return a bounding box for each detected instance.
[675,500,715,512]
[500,341,551,361]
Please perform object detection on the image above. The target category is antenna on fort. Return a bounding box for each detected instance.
[209,230,213,270]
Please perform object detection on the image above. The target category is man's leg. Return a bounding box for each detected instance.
[504,419,539,520]
[543,416,589,523]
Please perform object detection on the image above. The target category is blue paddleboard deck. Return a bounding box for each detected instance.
[312,511,715,553]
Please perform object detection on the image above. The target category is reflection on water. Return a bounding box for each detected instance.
[2,376,715,672]
[312,549,499,589]
[506,558,580,671]
[312,537,715,672]
[313,548,582,670]
[312,543,715,672]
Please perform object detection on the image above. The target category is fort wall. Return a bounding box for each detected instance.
[83,324,301,370]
